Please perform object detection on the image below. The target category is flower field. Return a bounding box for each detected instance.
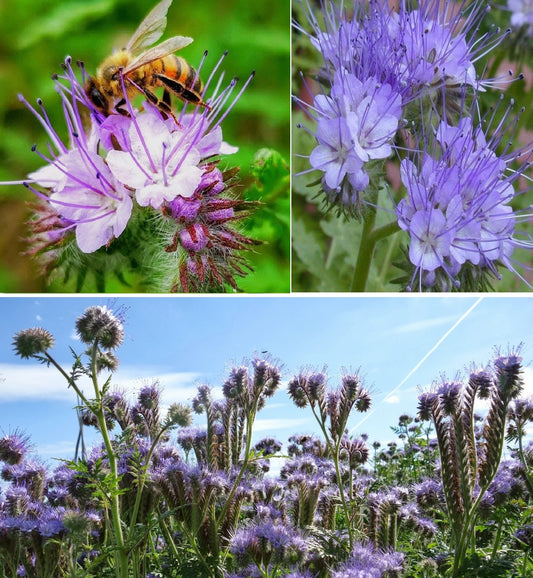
[1,305,532,577]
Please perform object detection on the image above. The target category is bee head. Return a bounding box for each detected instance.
[85,77,109,115]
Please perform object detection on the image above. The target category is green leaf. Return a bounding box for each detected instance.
[18,0,115,49]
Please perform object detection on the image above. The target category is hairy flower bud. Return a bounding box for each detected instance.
[75,305,124,349]
[12,327,55,359]
[167,403,193,428]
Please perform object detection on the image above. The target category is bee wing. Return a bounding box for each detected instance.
[123,36,193,74]
[126,0,173,54]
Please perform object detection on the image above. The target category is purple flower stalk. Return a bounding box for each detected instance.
[15,54,257,292]
[397,106,533,291]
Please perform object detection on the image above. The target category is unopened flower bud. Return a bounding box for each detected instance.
[12,327,55,359]
[75,305,124,349]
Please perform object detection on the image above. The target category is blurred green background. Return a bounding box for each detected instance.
[0,0,290,292]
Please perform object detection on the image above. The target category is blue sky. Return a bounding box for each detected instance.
[0,296,532,468]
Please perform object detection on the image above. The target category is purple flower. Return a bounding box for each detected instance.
[295,0,508,212]
[230,520,308,568]
[0,431,31,466]
[397,111,533,291]
[332,542,405,577]
[10,51,258,292]
[508,0,533,35]
[306,72,402,208]
[391,0,490,92]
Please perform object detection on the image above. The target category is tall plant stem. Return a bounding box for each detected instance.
[351,216,400,291]
[88,342,128,578]
[309,403,355,550]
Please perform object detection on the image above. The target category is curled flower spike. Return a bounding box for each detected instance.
[13,54,257,292]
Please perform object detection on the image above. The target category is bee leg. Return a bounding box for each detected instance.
[113,98,130,116]
[141,87,178,122]
[163,89,171,108]
[154,74,210,109]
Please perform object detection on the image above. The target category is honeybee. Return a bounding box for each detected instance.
[85,0,208,117]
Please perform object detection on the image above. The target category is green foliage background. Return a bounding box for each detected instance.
[0,0,290,292]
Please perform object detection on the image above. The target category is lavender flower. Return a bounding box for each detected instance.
[0,432,31,466]
[332,542,405,577]
[230,520,308,568]
[397,109,533,291]
[14,54,257,292]
[303,70,403,212]
[508,0,533,35]
[295,0,508,214]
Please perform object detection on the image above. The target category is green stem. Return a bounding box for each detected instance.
[490,517,505,561]
[517,424,533,497]
[127,422,173,541]
[216,406,256,532]
[89,342,128,578]
[44,352,90,406]
[309,403,355,550]
[351,206,377,292]
[351,218,400,291]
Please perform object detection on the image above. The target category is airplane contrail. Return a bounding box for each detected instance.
[349,296,484,434]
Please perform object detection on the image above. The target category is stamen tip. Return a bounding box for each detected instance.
[31,144,37,152]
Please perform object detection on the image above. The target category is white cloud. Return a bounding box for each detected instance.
[0,363,77,401]
[0,363,203,403]
[384,395,400,404]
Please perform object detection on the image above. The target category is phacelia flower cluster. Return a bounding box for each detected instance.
[295,0,506,214]
[397,110,533,291]
[19,55,256,292]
